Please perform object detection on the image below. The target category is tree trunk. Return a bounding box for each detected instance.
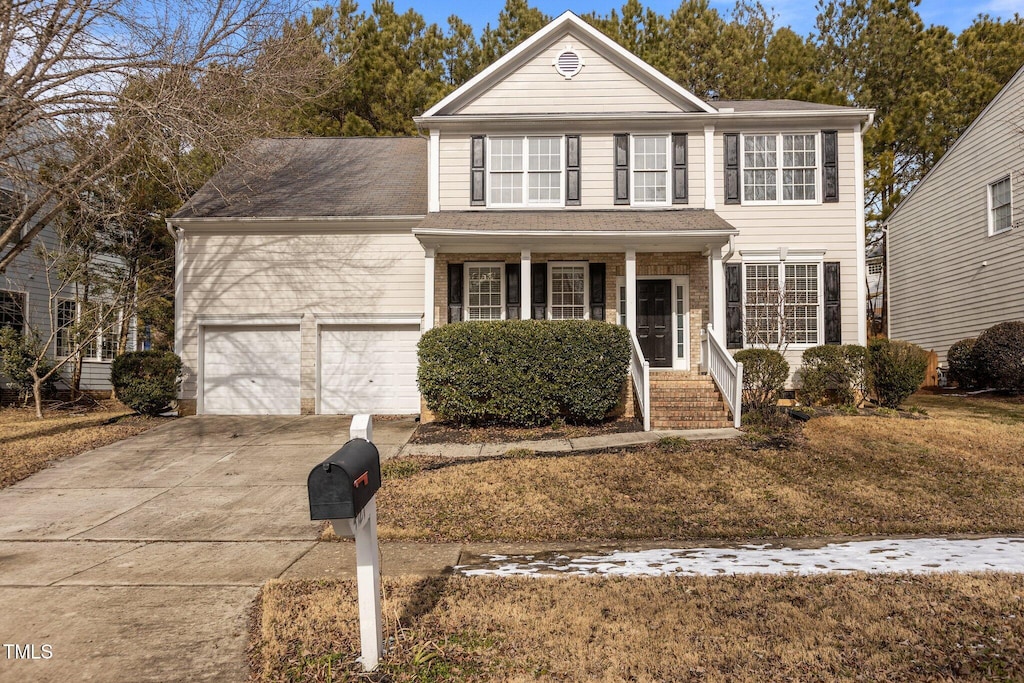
[71,353,82,400]
[30,368,43,419]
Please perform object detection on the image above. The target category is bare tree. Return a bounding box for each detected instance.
[742,272,793,354]
[0,0,329,272]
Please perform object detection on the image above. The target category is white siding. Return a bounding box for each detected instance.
[179,231,425,404]
[887,70,1024,364]
[457,31,683,116]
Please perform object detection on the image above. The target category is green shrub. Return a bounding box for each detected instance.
[110,350,182,415]
[734,348,789,419]
[417,320,630,426]
[867,338,928,408]
[972,321,1024,391]
[947,338,979,389]
[798,344,868,406]
[0,327,57,404]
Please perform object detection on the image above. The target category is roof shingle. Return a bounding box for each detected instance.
[415,210,736,233]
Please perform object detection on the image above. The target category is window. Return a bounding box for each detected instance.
[632,135,668,204]
[64,302,124,362]
[488,136,562,206]
[676,285,686,358]
[56,300,76,356]
[465,264,503,320]
[743,262,821,346]
[743,133,818,203]
[989,176,1012,234]
[0,291,25,332]
[618,285,626,326]
[549,263,586,319]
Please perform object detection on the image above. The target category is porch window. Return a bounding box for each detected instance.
[549,263,586,319]
[618,285,626,326]
[488,136,562,206]
[743,133,818,203]
[465,263,503,320]
[632,135,668,204]
[989,176,1012,234]
[743,262,821,346]
[676,285,686,358]
[0,290,25,332]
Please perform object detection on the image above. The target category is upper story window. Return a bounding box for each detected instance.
[743,261,820,347]
[632,135,669,205]
[465,263,504,320]
[989,176,1012,235]
[0,290,25,333]
[742,133,818,204]
[488,136,562,207]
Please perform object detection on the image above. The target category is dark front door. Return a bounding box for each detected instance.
[637,279,672,368]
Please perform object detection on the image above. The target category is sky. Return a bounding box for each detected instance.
[385,0,1024,37]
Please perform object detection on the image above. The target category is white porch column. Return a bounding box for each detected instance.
[423,246,435,331]
[709,245,726,342]
[520,249,531,320]
[625,249,637,334]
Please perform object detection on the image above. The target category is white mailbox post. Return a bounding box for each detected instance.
[346,414,383,671]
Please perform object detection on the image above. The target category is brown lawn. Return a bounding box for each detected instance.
[376,393,1024,542]
[0,401,166,488]
[252,573,1024,682]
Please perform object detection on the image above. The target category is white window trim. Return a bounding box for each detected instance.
[741,258,824,350]
[987,174,1013,236]
[58,301,125,363]
[463,261,505,321]
[548,261,589,320]
[486,136,566,208]
[740,132,821,206]
[0,288,27,335]
[629,133,672,207]
[616,275,690,370]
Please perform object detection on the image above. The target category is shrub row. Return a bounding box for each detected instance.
[417,320,630,426]
[798,344,868,407]
[733,348,789,421]
[948,321,1024,391]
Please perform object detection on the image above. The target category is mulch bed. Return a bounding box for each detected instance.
[409,416,642,445]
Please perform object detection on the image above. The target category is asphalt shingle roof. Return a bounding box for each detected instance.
[415,210,736,232]
[713,99,863,113]
[173,137,427,219]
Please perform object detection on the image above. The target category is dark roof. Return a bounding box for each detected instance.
[713,99,863,113]
[173,137,427,219]
[415,210,736,233]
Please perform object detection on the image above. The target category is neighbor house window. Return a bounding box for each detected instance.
[76,303,124,362]
[989,176,1012,234]
[56,299,77,356]
[465,263,503,320]
[743,262,821,346]
[632,135,668,204]
[743,133,818,203]
[549,263,586,319]
[488,136,562,206]
[0,290,25,332]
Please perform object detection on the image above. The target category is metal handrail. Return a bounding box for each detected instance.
[704,324,743,428]
[629,330,651,432]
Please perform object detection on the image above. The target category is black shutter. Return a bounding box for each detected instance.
[724,133,740,205]
[613,134,629,205]
[824,261,841,344]
[822,130,838,203]
[470,136,485,206]
[672,133,688,204]
[447,263,463,323]
[566,135,581,206]
[506,263,520,320]
[726,263,743,349]
[589,263,606,321]
[531,262,547,319]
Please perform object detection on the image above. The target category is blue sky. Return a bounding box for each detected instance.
[383,0,1022,37]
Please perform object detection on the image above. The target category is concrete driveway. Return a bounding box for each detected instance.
[0,415,416,682]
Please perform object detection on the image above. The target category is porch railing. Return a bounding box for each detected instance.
[702,324,743,428]
[629,330,651,432]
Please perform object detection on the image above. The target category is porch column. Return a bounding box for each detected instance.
[709,245,726,342]
[625,249,637,335]
[423,246,435,331]
[520,249,531,320]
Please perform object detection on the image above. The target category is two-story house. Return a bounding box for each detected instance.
[168,12,872,428]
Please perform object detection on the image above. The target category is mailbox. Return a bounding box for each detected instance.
[307,438,381,520]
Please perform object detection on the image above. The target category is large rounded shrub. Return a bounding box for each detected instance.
[798,345,866,406]
[110,350,182,416]
[417,320,630,426]
[972,321,1024,391]
[946,337,979,389]
[733,348,789,419]
[867,338,928,408]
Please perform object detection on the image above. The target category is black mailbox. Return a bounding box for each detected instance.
[307,438,381,520]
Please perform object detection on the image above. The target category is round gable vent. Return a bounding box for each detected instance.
[554,49,583,79]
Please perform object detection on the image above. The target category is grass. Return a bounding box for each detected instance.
[0,401,165,488]
[376,393,1024,542]
[251,573,1024,682]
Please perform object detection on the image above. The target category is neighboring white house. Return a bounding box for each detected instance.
[168,11,873,428]
[887,63,1024,365]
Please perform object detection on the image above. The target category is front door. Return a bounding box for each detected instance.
[637,279,672,368]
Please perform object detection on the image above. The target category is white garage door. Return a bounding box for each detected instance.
[202,325,301,415]
[319,324,420,414]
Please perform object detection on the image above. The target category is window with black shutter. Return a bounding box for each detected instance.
[724,133,740,205]
[566,135,581,206]
[672,133,688,204]
[470,136,485,206]
[613,134,629,205]
[0,291,25,332]
[822,131,839,203]
[447,263,463,323]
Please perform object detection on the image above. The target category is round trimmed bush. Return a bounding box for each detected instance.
[798,344,868,406]
[972,321,1024,391]
[867,338,928,408]
[734,348,789,419]
[110,350,182,416]
[946,338,979,389]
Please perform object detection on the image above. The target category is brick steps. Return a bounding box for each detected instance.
[645,372,734,429]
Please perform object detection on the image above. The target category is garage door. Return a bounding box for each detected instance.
[319,324,420,414]
[202,325,301,415]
